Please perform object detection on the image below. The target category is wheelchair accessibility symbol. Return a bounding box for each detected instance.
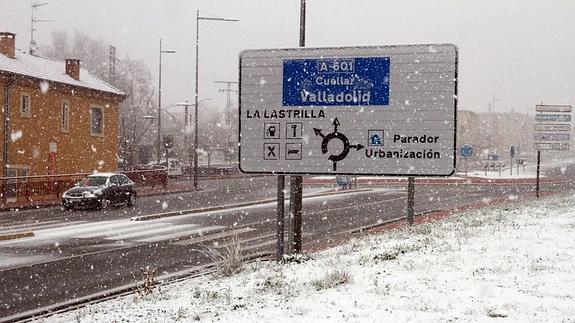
[314,118,364,171]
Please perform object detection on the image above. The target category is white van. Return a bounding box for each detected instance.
[148,158,182,177]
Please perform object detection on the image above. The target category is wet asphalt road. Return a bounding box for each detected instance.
[0,173,574,321]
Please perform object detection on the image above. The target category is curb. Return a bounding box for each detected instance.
[304,176,565,187]
[131,188,372,221]
[0,231,34,241]
[136,187,197,197]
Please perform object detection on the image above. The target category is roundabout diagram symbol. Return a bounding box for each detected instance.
[314,118,364,171]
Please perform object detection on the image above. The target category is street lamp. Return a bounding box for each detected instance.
[157,38,176,163]
[175,98,211,179]
[490,95,502,153]
[194,10,238,189]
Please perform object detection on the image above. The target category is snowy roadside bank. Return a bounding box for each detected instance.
[45,194,575,322]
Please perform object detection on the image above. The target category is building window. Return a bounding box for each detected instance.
[91,107,103,136]
[20,94,31,118]
[61,101,70,133]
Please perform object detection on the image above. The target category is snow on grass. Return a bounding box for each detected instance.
[47,194,575,322]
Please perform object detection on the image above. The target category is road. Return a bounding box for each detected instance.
[0,173,573,321]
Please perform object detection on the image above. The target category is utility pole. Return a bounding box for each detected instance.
[214,81,238,132]
[30,2,53,55]
[215,81,238,166]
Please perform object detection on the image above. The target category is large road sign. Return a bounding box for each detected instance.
[239,44,458,176]
[534,104,572,151]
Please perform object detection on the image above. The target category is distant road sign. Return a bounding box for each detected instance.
[534,124,571,132]
[239,44,458,176]
[534,133,570,142]
[534,143,570,151]
[536,105,572,113]
[460,145,474,157]
[535,114,571,122]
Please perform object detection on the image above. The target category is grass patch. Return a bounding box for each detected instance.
[202,232,243,277]
[311,269,352,290]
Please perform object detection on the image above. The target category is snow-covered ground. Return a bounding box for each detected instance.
[45,193,575,322]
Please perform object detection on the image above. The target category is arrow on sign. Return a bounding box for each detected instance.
[313,128,325,138]
[333,118,340,132]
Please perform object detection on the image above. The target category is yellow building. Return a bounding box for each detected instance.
[0,32,126,179]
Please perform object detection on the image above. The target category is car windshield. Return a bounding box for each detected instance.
[79,176,108,187]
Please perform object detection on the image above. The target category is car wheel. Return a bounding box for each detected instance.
[100,198,110,210]
[63,204,73,211]
[127,193,136,206]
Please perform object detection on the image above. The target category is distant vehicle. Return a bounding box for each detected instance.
[148,158,182,177]
[487,152,500,161]
[62,173,137,210]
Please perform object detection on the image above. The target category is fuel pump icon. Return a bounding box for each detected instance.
[264,123,280,139]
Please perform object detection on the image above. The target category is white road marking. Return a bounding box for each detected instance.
[74,222,168,239]
[137,226,224,243]
[172,227,254,246]
[105,224,199,241]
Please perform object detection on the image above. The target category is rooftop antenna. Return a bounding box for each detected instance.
[30,2,53,55]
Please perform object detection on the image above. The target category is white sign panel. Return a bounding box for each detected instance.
[534,143,570,151]
[534,124,571,132]
[535,105,572,113]
[239,44,458,176]
[533,133,570,142]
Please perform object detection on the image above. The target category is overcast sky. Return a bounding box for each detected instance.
[1,0,575,115]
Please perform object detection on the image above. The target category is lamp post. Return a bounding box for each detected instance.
[157,38,176,163]
[490,95,501,154]
[194,10,238,189]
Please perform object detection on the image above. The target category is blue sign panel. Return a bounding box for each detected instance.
[535,114,571,122]
[460,144,474,157]
[283,57,390,106]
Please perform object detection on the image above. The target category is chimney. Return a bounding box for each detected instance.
[65,59,81,80]
[0,32,16,59]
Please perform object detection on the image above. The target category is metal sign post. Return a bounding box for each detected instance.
[276,175,285,260]
[509,145,515,176]
[460,144,474,177]
[536,150,541,198]
[407,177,415,225]
[289,0,306,254]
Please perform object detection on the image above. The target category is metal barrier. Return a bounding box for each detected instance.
[0,169,168,206]
[482,161,505,176]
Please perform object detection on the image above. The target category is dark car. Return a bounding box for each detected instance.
[62,173,137,210]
